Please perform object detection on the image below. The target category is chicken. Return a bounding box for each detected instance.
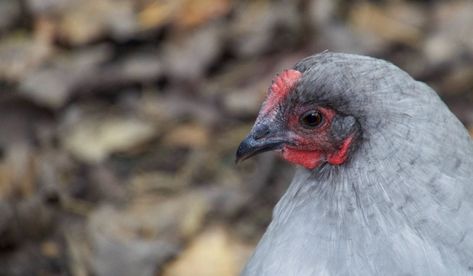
[236,52,473,275]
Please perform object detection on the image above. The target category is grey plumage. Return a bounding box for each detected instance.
[242,52,473,275]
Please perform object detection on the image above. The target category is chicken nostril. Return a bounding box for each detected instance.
[253,125,270,140]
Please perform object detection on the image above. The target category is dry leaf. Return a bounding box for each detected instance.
[163,226,252,276]
[162,123,209,148]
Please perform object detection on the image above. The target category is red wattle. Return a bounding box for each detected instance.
[327,136,353,165]
[282,147,323,169]
[282,136,354,169]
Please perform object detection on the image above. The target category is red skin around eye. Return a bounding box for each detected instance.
[282,107,353,169]
[257,68,353,169]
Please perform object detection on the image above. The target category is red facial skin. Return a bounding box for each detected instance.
[282,107,353,169]
[281,133,354,169]
[261,69,354,170]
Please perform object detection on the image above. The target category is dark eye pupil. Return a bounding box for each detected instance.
[301,111,322,128]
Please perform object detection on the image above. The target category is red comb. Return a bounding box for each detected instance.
[262,69,302,114]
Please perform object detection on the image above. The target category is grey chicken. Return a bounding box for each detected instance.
[236,52,473,275]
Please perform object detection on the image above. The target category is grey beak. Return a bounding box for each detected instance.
[235,124,285,163]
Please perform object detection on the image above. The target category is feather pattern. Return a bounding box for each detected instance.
[242,53,473,276]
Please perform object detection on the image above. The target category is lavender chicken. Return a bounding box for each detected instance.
[236,52,473,276]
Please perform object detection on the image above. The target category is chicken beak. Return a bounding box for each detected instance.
[235,123,285,163]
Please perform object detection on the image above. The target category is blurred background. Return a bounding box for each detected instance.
[0,0,472,275]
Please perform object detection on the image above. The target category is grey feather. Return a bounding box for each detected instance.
[242,52,473,276]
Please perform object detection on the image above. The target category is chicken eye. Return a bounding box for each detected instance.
[300,110,323,128]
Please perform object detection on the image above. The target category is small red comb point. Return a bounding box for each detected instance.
[262,69,302,114]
